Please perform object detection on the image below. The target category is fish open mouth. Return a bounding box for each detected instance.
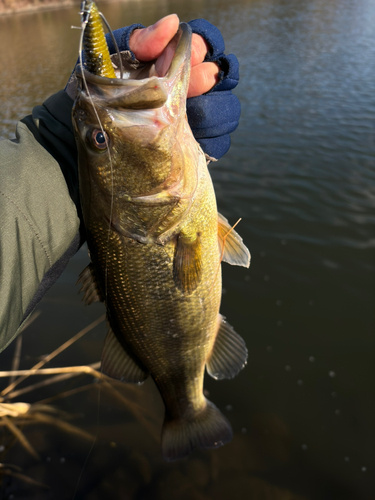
[75,23,192,110]
[72,20,197,215]
[111,22,191,80]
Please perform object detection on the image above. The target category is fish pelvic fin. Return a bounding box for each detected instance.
[77,263,103,305]
[101,324,148,384]
[161,399,233,461]
[206,314,248,380]
[218,213,250,268]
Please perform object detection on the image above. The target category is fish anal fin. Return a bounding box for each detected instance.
[218,213,250,268]
[206,314,248,380]
[161,399,232,461]
[77,263,103,305]
[173,230,202,295]
[101,325,148,384]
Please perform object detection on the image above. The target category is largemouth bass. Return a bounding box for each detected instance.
[72,2,250,461]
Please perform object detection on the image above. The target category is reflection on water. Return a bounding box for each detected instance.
[0,0,374,498]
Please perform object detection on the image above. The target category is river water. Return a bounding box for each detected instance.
[0,0,374,498]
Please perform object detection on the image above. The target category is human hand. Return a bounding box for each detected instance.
[128,14,219,98]
[126,15,241,159]
[66,15,240,159]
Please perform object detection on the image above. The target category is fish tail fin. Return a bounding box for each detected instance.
[161,399,233,461]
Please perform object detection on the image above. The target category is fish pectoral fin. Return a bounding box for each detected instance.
[173,230,202,295]
[101,325,148,384]
[218,213,251,268]
[77,263,103,305]
[206,314,248,380]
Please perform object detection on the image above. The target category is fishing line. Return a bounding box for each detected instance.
[99,12,124,79]
[77,0,115,304]
[71,22,102,498]
[219,218,242,264]
[71,375,102,500]
[71,3,116,494]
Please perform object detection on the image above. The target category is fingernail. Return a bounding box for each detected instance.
[150,13,179,31]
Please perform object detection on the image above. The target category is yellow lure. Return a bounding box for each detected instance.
[82,0,116,79]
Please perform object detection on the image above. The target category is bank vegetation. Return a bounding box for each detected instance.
[0,0,127,15]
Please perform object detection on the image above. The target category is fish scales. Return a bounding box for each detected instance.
[73,5,250,461]
[87,162,221,373]
[91,221,220,414]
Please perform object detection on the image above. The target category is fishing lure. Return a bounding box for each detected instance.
[79,0,121,79]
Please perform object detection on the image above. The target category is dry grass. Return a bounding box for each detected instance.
[0,311,160,490]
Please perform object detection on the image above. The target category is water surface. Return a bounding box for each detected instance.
[0,0,374,498]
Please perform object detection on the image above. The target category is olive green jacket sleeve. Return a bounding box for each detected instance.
[0,90,82,352]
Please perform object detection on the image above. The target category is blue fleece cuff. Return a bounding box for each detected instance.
[212,54,240,92]
[188,19,225,59]
[188,19,239,92]
[197,135,231,159]
[187,19,241,159]
[187,92,241,138]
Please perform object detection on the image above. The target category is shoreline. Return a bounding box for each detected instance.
[0,0,75,16]
[0,0,131,17]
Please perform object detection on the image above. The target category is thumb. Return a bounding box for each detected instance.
[129,14,180,61]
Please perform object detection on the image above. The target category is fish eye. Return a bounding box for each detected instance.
[92,129,108,150]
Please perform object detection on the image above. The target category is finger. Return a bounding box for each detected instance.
[187,62,219,98]
[129,14,180,61]
[191,34,210,67]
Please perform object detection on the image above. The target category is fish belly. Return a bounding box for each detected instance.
[88,219,221,417]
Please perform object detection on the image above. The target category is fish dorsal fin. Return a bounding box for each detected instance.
[206,315,248,380]
[101,325,148,384]
[173,230,202,295]
[218,213,251,268]
[77,263,103,305]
